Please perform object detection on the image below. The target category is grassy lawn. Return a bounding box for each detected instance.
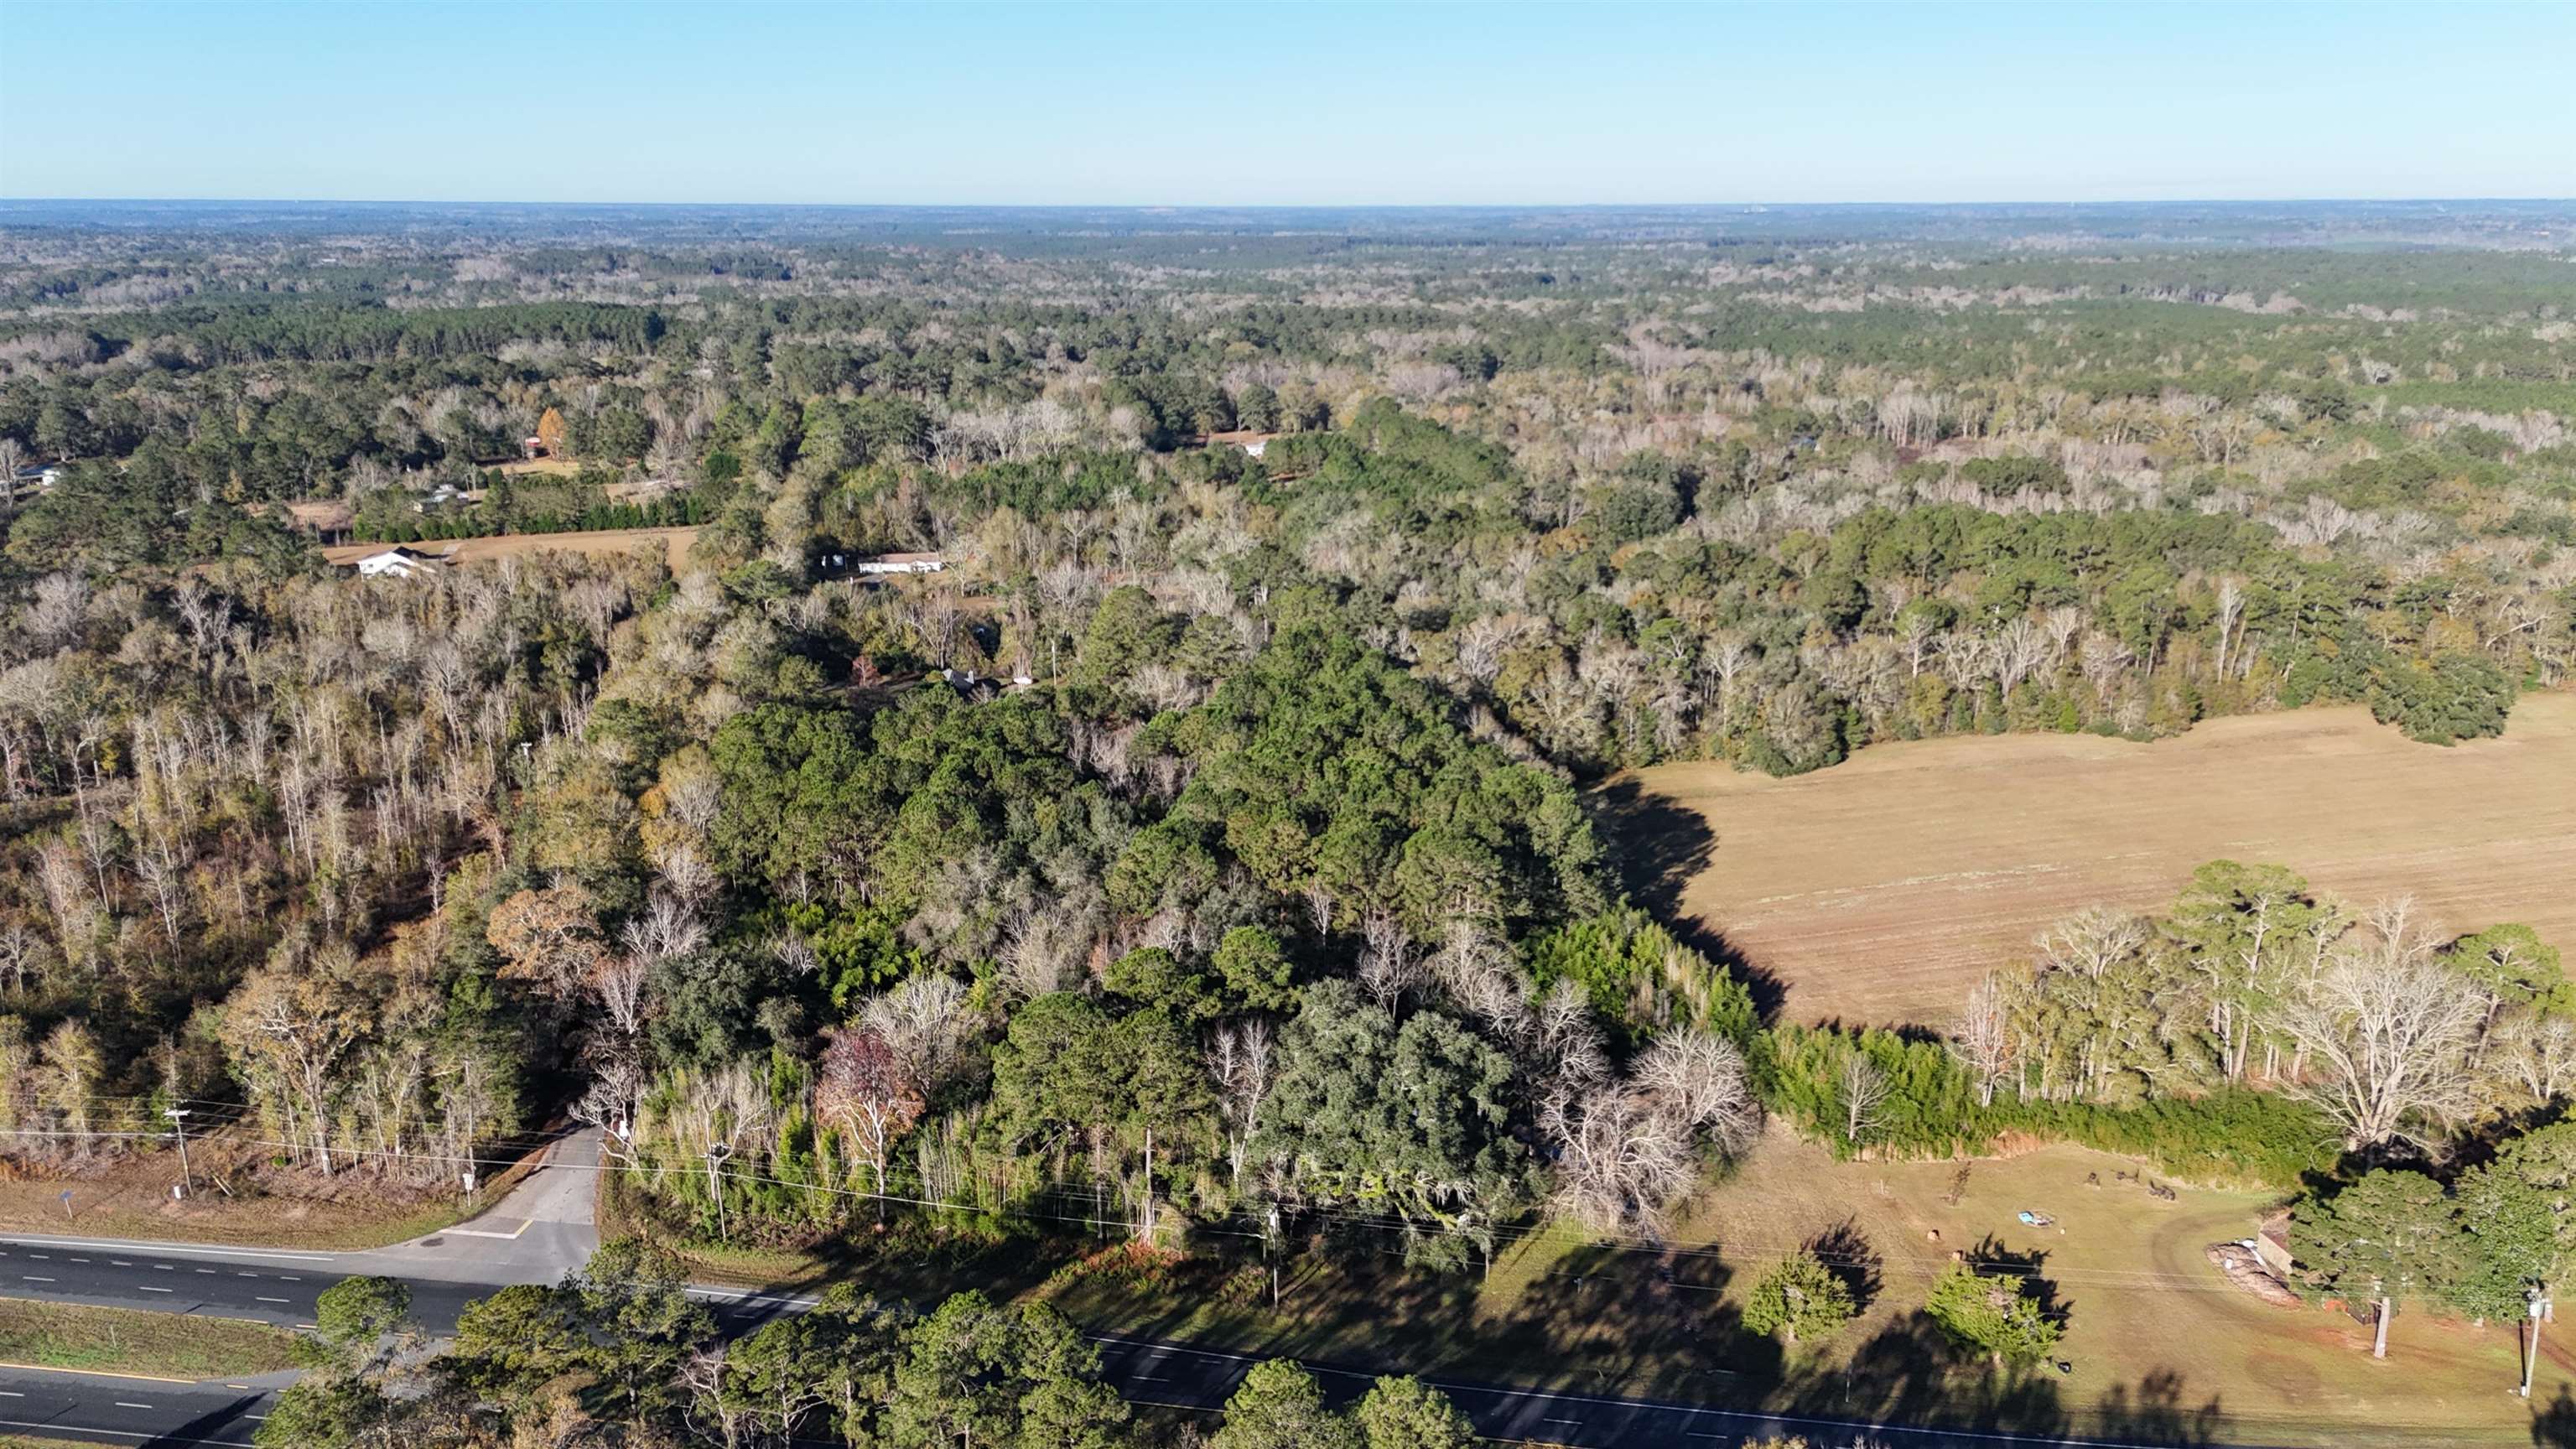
[0,1299,296,1379]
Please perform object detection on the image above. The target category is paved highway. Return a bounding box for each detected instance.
[0,1364,277,1446]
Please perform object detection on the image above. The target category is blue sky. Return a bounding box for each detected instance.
[3,1,2569,205]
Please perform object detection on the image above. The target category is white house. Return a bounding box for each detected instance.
[852,552,946,575]
[355,547,447,579]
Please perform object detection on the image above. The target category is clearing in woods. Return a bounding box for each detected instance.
[324,525,699,572]
[1606,693,2576,1028]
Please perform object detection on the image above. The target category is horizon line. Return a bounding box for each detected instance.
[5,195,2573,212]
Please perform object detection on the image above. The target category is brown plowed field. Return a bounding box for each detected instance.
[1613,693,2576,1028]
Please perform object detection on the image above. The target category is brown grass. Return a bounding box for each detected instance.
[0,1121,547,1250]
[324,526,699,572]
[1659,1129,2568,1446]
[1613,695,2576,1027]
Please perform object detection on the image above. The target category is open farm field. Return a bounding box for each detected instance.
[1609,694,2576,1028]
[324,525,698,571]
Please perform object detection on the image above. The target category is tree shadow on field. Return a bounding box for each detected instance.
[1488,1239,1753,1389]
[2536,1383,2576,1447]
[2093,1368,2224,1446]
[1807,1218,1883,1313]
[1586,777,1785,1023]
[1965,1235,2064,1322]
[1779,1310,2068,1437]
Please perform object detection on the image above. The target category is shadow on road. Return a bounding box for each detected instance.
[143,1391,267,1449]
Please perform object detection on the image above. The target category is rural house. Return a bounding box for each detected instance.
[352,547,450,579]
[852,552,946,575]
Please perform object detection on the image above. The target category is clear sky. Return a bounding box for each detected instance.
[3,0,2570,205]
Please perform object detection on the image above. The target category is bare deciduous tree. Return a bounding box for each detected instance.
[1839,1053,1888,1146]
[1950,972,2017,1107]
[860,974,973,1093]
[2279,915,2485,1152]
[1208,1019,1275,1192]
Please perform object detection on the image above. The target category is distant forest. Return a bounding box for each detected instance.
[0,200,2570,1445]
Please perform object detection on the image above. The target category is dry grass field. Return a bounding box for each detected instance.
[1607,693,2576,1028]
[325,525,699,572]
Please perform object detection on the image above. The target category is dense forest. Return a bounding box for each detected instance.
[0,201,2571,1446]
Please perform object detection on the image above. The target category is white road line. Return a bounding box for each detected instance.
[0,1418,252,1447]
[194,1268,215,1275]
[113,1400,153,1409]
[138,1285,173,1293]
[0,1238,335,1264]
[153,1264,173,1270]
[0,1390,20,1397]
[19,1275,53,1283]
[255,1296,290,1304]
[235,1272,257,1278]
[111,1259,130,1266]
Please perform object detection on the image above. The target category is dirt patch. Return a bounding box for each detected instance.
[325,526,699,573]
[2207,1243,2303,1307]
[1612,694,2576,1026]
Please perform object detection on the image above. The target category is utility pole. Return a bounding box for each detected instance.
[1140,1126,1155,1242]
[705,1140,733,1244]
[2527,1285,2554,1399]
[1265,1203,1281,1310]
[164,1108,191,1196]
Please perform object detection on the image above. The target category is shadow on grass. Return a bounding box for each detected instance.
[1587,776,1785,1024]
[1807,1218,1883,1313]
[1780,1310,2067,1436]
[2536,1383,2576,1447]
[699,1208,2249,1448]
[1966,1233,2064,1324]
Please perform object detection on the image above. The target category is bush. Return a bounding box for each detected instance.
[1923,1260,2061,1368]
[1741,1250,1856,1345]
